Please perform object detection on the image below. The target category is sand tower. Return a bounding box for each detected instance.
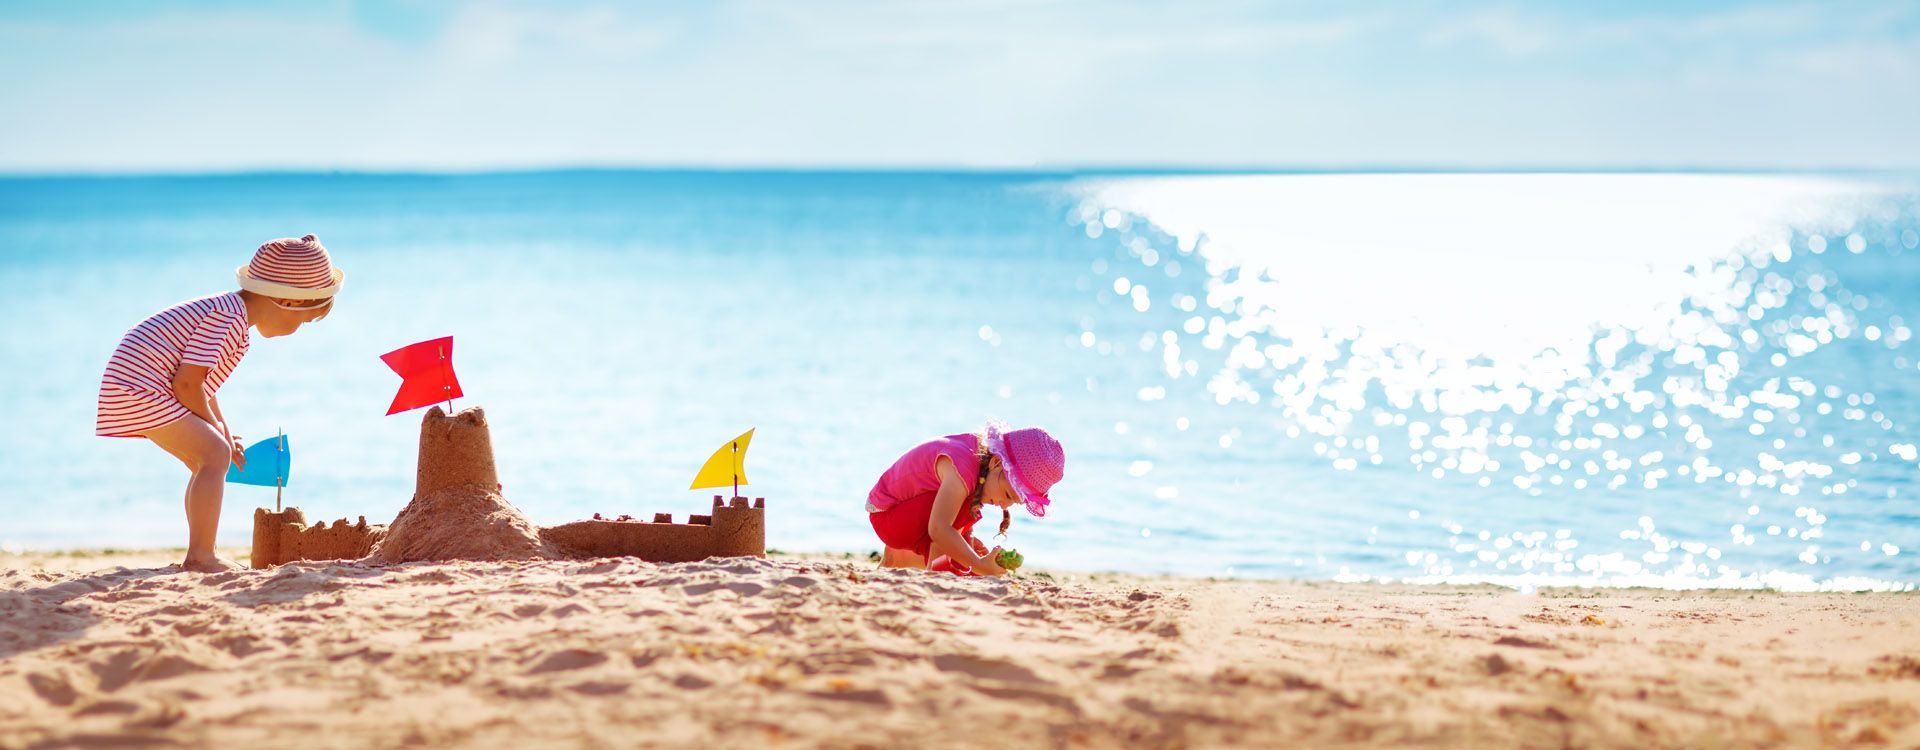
[413,404,499,498]
[367,406,552,563]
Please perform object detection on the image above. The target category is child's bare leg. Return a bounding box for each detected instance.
[142,416,242,573]
[879,546,927,568]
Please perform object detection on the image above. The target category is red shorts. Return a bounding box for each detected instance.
[869,491,980,558]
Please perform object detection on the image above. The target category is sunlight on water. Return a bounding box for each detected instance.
[1071,174,1920,591]
[1,172,1913,588]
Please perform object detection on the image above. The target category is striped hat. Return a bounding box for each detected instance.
[235,234,344,300]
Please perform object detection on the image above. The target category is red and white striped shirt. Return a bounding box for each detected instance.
[96,292,251,437]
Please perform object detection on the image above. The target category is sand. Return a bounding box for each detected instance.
[370,486,553,564]
[3,549,1918,749]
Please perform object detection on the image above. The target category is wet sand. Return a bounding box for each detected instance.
[2,548,1917,749]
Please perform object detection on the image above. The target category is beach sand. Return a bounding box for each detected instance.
[3,549,1917,749]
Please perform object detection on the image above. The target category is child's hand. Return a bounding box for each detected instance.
[228,434,246,469]
[967,536,990,557]
[970,554,1007,577]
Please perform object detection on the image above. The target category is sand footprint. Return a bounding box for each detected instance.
[973,683,1080,715]
[72,697,146,717]
[512,603,547,619]
[551,603,595,618]
[88,648,211,692]
[527,648,609,674]
[567,680,631,696]
[808,685,892,706]
[681,581,765,598]
[672,673,714,690]
[25,669,82,706]
[932,653,1047,685]
[210,633,275,658]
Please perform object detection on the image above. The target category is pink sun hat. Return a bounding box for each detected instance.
[984,422,1065,517]
[235,234,344,300]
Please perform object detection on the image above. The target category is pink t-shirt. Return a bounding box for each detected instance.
[866,434,983,513]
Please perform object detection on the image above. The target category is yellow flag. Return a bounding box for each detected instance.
[690,429,755,490]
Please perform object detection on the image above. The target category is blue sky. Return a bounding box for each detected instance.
[2,0,1916,172]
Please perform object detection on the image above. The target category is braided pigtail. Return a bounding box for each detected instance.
[973,430,1014,539]
[968,440,991,509]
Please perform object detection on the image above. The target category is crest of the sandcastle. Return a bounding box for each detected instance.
[413,404,499,498]
[251,406,766,568]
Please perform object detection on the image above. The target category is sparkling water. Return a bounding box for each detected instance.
[1,171,1914,590]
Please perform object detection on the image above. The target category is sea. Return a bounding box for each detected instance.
[1,170,1915,591]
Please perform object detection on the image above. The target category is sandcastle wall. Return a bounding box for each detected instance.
[250,508,386,569]
[542,495,767,562]
[248,405,766,568]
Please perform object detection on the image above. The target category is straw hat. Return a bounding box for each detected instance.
[235,234,344,300]
[984,422,1066,517]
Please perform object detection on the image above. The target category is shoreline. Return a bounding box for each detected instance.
[6,547,1914,594]
[4,549,1919,748]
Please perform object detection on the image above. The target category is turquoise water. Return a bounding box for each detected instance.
[1,171,1915,590]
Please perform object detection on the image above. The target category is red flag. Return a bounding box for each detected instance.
[381,336,463,415]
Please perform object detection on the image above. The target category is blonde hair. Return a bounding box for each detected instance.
[238,289,332,323]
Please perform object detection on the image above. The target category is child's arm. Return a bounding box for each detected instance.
[172,365,244,467]
[207,392,235,439]
[170,364,220,428]
[929,456,1007,576]
[208,392,227,431]
[208,393,244,467]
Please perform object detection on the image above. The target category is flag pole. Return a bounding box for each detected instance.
[439,343,454,414]
[732,440,739,499]
[275,427,285,513]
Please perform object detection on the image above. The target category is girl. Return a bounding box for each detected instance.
[867,421,1064,576]
[96,235,343,573]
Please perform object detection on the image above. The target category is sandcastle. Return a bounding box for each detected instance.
[250,406,766,568]
[250,508,385,565]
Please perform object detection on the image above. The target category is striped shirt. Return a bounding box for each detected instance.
[96,292,251,437]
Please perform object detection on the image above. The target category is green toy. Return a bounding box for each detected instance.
[994,548,1024,572]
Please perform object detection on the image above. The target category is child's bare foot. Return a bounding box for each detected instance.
[182,555,244,573]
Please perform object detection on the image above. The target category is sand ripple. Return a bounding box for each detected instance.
[2,557,1917,748]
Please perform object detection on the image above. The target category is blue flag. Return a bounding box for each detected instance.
[225,435,291,487]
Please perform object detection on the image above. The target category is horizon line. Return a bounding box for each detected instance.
[3,163,1920,180]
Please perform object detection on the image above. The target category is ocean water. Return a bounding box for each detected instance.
[1,170,1915,591]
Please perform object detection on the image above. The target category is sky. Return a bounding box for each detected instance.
[1,0,1917,173]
